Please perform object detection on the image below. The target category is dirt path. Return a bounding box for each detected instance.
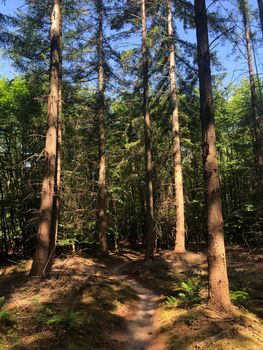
[110,259,165,350]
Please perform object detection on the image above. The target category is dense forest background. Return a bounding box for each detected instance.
[0,0,262,259]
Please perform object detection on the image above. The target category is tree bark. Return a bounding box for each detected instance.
[0,180,8,258]
[194,0,232,312]
[141,0,154,261]
[257,0,263,37]
[30,0,61,277]
[240,0,263,190]
[47,79,62,273]
[46,8,62,273]
[97,0,108,256]
[167,0,186,253]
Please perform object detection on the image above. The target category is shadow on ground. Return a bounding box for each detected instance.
[0,246,263,350]
[0,256,138,350]
[162,305,263,350]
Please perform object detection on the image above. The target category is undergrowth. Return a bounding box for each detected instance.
[166,276,203,308]
[0,297,13,328]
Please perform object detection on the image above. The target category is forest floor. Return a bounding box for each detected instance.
[0,245,263,350]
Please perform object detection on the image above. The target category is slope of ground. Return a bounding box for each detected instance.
[0,246,262,350]
[0,256,138,349]
[160,246,263,350]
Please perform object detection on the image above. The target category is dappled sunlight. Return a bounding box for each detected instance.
[0,248,263,349]
[162,305,263,350]
[0,254,139,349]
[1,0,263,348]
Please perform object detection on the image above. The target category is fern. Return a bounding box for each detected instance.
[165,277,203,309]
[46,311,80,330]
[165,296,177,306]
[230,290,248,305]
[178,277,203,308]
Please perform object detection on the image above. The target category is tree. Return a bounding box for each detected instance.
[239,0,263,191]
[47,10,62,272]
[257,0,263,36]
[30,0,61,277]
[167,0,186,253]
[96,0,108,255]
[141,0,154,261]
[194,0,232,312]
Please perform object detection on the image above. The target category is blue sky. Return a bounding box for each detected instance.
[0,0,262,87]
[0,0,24,77]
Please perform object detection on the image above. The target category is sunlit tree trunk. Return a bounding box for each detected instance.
[240,0,263,190]
[47,12,62,273]
[30,0,61,277]
[141,0,154,261]
[97,0,108,255]
[194,0,232,312]
[47,87,62,273]
[167,0,186,253]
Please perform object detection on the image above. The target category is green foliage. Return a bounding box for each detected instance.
[38,306,81,332]
[0,310,10,322]
[230,290,249,305]
[0,297,6,309]
[178,277,203,308]
[57,238,79,247]
[0,0,262,256]
[165,296,177,307]
[0,296,12,327]
[165,277,203,309]
[46,311,81,331]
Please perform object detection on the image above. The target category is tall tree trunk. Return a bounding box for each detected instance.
[47,11,62,273]
[141,0,154,261]
[240,0,263,190]
[0,180,8,258]
[167,0,186,253]
[194,0,232,312]
[257,0,263,36]
[30,0,61,277]
[97,0,108,255]
[47,82,62,272]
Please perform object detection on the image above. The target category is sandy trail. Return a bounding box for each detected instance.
[111,263,165,350]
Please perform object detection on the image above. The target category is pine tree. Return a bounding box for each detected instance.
[239,0,263,190]
[141,0,154,261]
[96,0,108,255]
[30,0,61,277]
[167,0,186,253]
[194,0,232,312]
